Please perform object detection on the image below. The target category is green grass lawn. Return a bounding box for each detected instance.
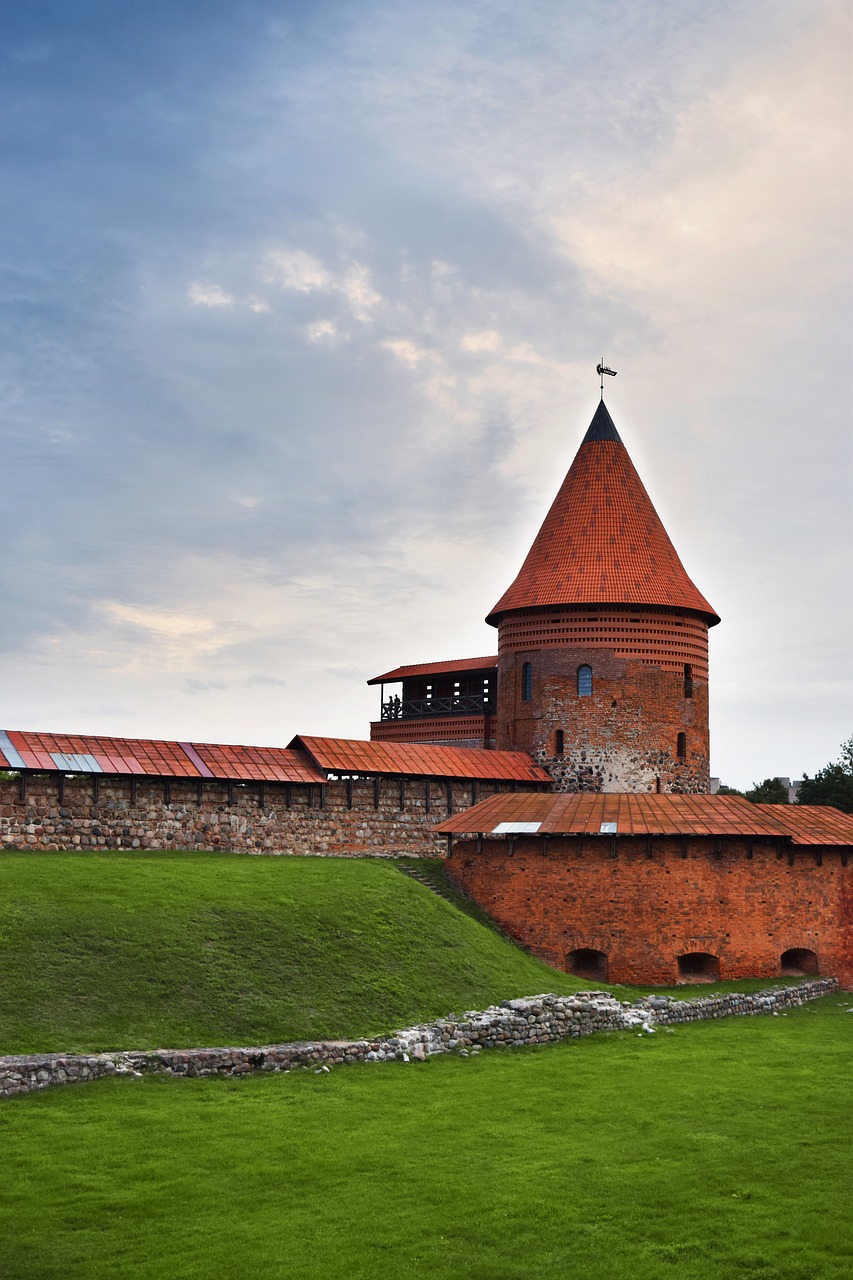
[2,993,851,1280]
[0,851,604,1053]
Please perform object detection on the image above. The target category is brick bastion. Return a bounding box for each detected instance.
[445,834,853,989]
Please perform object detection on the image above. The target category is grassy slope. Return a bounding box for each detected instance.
[0,851,600,1053]
[2,995,851,1280]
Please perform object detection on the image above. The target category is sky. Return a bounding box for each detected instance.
[1,0,850,790]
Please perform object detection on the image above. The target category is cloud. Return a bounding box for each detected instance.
[187,282,234,308]
[461,329,503,353]
[340,264,381,319]
[98,603,217,639]
[264,247,332,293]
[383,337,430,367]
[306,319,338,341]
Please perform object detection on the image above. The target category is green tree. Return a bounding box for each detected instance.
[715,783,744,797]
[796,737,853,814]
[744,777,790,805]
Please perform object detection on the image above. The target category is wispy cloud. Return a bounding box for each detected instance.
[188,282,235,308]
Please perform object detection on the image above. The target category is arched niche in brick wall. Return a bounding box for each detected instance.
[677,952,720,982]
[566,947,609,981]
[780,948,819,976]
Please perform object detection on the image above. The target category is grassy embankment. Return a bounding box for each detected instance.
[0,850,603,1054]
[2,993,851,1279]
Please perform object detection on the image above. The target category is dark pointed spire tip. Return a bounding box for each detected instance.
[581,400,622,444]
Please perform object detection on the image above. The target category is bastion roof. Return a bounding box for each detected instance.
[487,401,720,627]
[433,791,853,846]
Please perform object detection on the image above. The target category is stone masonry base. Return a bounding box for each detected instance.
[0,979,837,1099]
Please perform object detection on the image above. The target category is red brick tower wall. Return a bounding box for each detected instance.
[496,604,710,792]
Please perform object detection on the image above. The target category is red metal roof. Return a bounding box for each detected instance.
[754,804,853,846]
[487,402,719,626]
[189,741,325,784]
[290,735,550,783]
[367,656,498,685]
[433,792,795,838]
[0,730,324,785]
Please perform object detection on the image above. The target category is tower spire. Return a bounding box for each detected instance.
[487,401,718,627]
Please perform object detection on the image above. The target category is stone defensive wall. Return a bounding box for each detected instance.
[0,980,837,1100]
[0,773,510,858]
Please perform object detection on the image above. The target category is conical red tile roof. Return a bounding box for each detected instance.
[486,402,719,626]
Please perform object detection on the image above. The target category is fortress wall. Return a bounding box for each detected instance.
[447,835,853,988]
[0,774,507,858]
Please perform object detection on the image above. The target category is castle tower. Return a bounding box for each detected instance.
[486,401,720,793]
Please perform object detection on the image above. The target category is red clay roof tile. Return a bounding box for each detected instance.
[487,402,719,626]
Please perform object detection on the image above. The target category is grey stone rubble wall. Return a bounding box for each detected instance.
[0,774,515,857]
[0,979,837,1100]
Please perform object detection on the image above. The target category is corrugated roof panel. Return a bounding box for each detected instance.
[0,731,26,770]
[192,741,325,784]
[178,742,215,780]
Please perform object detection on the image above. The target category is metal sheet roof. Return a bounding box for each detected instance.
[487,402,719,627]
[754,804,853,846]
[290,735,550,783]
[0,730,324,785]
[433,792,797,838]
[367,656,498,685]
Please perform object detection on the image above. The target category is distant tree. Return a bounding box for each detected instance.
[744,777,790,805]
[796,737,853,814]
[715,784,744,797]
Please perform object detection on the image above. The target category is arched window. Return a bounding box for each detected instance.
[554,729,564,757]
[577,664,592,697]
[521,662,533,702]
[676,732,686,759]
[683,663,693,699]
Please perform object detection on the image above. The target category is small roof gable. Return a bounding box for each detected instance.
[487,403,719,627]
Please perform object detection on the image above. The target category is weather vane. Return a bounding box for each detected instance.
[596,359,617,400]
